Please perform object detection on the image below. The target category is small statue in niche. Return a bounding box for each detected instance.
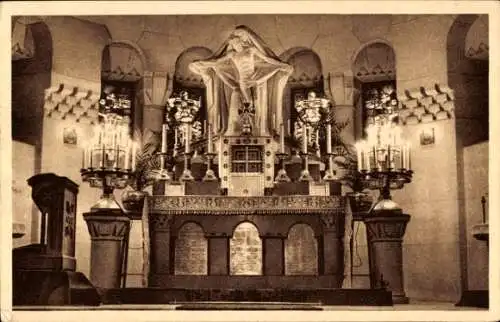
[238,101,256,135]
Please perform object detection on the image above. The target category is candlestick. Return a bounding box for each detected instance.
[207,123,213,153]
[280,123,285,154]
[161,123,168,153]
[326,123,332,154]
[387,145,391,170]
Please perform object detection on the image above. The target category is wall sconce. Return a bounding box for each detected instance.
[420,127,435,146]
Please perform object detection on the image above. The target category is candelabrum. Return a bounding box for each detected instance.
[295,91,330,182]
[166,91,201,182]
[355,113,413,210]
[81,112,135,211]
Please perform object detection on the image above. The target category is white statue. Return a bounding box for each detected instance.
[189,25,293,136]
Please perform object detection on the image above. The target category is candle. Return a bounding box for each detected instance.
[208,123,213,153]
[88,145,93,168]
[174,128,178,146]
[387,145,391,170]
[326,123,332,154]
[82,146,86,169]
[161,123,168,153]
[364,145,369,170]
[124,140,130,170]
[287,119,291,135]
[280,123,285,154]
[372,147,376,171]
[408,144,411,170]
[356,144,362,172]
[204,120,207,134]
[302,124,308,154]
[185,124,191,154]
[131,142,137,171]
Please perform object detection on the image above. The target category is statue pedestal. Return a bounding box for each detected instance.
[364,209,410,304]
[84,209,130,290]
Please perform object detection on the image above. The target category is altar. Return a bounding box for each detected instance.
[147,195,345,290]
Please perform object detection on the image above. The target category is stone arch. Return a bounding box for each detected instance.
[285,223,318,275]
[12,21,53,146]
[447,14,488,146]
[230,221,263,275]
[174,46,213,86]
[351,41,397,138]
[102,41,147,81]
[282,48,324,139]
[174,221,208,275]
[352,41,396,82]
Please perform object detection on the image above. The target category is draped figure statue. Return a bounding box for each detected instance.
[189,25,293,136]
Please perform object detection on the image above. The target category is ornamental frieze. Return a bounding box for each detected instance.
[150,195,344,215]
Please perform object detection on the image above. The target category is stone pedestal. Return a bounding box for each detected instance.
[364,210,410,304]
[84,209,130,290]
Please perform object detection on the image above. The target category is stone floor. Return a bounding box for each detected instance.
[14,301,485,311]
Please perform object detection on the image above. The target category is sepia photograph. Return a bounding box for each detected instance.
[1,1,499,321]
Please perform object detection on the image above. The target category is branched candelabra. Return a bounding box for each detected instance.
[294,91,331,181]
[81,112,135,211]
[355,103,413,210]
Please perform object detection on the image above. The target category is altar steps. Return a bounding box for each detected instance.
[100,288,393,306]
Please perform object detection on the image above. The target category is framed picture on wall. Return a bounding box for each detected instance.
[62,127,77,145]
[420,127,435,146]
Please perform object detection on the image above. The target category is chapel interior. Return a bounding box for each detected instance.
[10,14,490,308]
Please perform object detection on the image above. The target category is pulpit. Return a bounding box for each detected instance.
[13,173,100,306]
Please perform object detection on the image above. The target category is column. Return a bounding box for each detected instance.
[148,214,173,283]
[208,235,229,275]
[263,236,285,275]
[364,210,410,304]
[84,209,130,289]
[321,213,345,288]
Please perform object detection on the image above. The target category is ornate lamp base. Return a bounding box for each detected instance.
[323,169,337,181]
[179,169,195,182]
[203,169,218,181]
[299,169,313,182]
[275,168,291,182]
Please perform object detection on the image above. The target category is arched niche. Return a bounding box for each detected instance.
[100,41,147,135]
[282,48,324,140]
[102,41,146,82]
[351,41,397,138]
[12,18,36,61]
[172,47,212,129]
[353,41,396,83]
[230,222,262,276]
[174,222,208,275]
[285,223,318,275]
[447,14,488,146]
[174,46,212,87]
[12,22,53,146]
